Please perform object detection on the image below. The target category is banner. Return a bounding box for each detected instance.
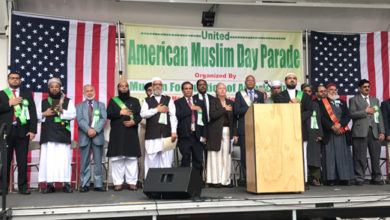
[125,24,302,98]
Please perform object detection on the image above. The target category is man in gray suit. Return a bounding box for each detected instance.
[349,79,385,185]
[76,85,107,192]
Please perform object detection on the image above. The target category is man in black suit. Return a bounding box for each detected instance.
[234,75,264,183]
[0,72,37,194]
[274,73,313,123]
[175,82,207,176]
[381,97,390,179]
[274,73,313,188]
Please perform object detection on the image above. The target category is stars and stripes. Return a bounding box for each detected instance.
[10,12,116,188]
[311,31,390,102]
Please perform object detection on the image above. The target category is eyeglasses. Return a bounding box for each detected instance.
[8,77,20,80]
[286,77,297,80]
[153,83,163,86]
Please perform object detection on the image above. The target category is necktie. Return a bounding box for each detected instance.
[365,97,370,106]
[12,89,16,122]
[249,90,254,102]
[88,100,93,126]
[188,98,195,123]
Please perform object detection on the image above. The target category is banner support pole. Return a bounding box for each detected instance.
[117,21,123,76]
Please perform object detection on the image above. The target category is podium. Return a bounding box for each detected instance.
[245,103,304,193]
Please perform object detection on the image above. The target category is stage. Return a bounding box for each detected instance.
[2,183,390,220]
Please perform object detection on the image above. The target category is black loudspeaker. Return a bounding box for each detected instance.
[143,167,202,199]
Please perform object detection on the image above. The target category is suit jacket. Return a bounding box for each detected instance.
[206,98,237,151]
[349,94,384,138]
[318,98,350,145]
[234,89,264,136]
[0,89,37,136]
[274,90,313,123]
[76,100,107,146]
[380,99,390,137]
[175,96,207,140]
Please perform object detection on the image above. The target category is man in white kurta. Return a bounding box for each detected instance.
[38,78,76,193]
[141,77,177,178]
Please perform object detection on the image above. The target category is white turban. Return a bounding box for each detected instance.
[270,80,282,87]
[152,77,162,83]
[48,77,62,87]
[285,72,297,78]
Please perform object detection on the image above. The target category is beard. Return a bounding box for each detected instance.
[49,91,61,99]
[153,89,162,96]
[118,90,130,101]
[286,84,296,90]
[85,95,95,101]
[328,94,339,101]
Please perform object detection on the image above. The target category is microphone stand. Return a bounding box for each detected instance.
[0,123,8,219]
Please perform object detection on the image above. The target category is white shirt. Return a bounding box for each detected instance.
[140,95,178,134]
[287,89,296,99]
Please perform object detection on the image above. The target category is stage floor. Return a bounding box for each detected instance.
[3,184,390,219]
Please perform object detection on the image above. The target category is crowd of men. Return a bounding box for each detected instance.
[0,71,389,195]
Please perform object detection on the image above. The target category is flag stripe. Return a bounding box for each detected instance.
[360,34,369,82]
[366,33,377,97]
[99,25,109,104]
[91,24,101,100]
[373,32,383,101]
[107,25,116,104]
[83,23,93,88]
[381,32,389,101]
[67,21,77,104]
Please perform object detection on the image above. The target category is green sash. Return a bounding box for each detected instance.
[48,97,70,132]
[91,109,101,128]
[112,97,127,109]
[4,88,28,125]
[373,105,380,123]
[311,110,319,129]
[296,91,303,103]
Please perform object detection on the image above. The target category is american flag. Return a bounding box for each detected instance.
[311,31,390,102]
[10,12,116,188]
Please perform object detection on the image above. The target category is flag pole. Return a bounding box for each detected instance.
[7,2,13,74]
[117,21,123,76]
[305,29,309,83]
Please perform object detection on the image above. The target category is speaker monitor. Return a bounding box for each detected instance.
[143,167,202,199]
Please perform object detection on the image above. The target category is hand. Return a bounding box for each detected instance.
[201,137,207,143]
[43,108,56,117]
[379,133,385,142]
[386,136,390,141]
[258,88,267,94]
[171,133,177,142]
[157,104,169,113]
[87,128,97,138]
[123,120,135,127]
[334,123,341,130]
[190,105,201,111]
[316,137,323,142]
[120,108,131,116]
[9,97,22,106]
[26,132,35,141]
[365,106,376,114]
[233,136,239,144]
[331,125,341,135]
[224,104,232,111]
[290,98,300,103]
[55,105,63,114]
